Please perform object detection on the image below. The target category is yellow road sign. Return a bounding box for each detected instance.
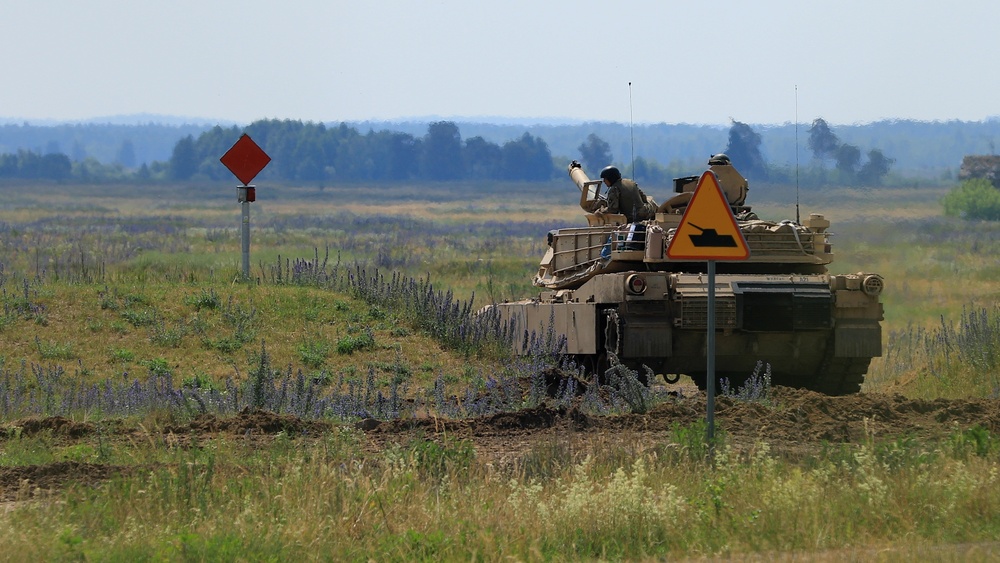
[666,171,750,260]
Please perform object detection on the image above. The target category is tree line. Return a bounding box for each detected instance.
[0,118,896,187]
[807,118,894,185]
[170,120,555,183]
[0,150,73,180]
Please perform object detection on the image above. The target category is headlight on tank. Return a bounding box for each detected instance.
[626,274,647,295]
[861,274,884,296]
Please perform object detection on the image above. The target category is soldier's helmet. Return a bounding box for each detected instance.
[599,165,622,183]
[708,153,731,165]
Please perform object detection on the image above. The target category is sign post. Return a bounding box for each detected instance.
[666,171,750,458]
[241,192,251,279]
[220,134,271,279]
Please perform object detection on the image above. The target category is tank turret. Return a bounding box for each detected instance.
[535,159,832,291]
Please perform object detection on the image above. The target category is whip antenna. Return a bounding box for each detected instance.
[795,85,801,224]
[629,82,635,178]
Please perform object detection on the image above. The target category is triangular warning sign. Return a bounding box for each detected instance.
[666,171,750,260]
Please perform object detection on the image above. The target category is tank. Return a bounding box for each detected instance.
[489,157,884,395]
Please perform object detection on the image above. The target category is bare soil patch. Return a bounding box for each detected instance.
[362,386,1000,465]
[163,407,331,437]
[4,416,95,440]
[3,387,1000,498]
[0,461,132,502]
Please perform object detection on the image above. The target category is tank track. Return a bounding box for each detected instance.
[691,352,871,397]
[806,354,871,396]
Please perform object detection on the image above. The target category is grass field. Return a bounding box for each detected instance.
[1,178,993,397]
[2,177,1000,559]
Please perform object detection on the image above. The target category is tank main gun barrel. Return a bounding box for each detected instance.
[568,160,605,212]
[568,160,590,192]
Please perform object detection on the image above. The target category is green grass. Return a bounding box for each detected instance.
[0,180,997,398]
[0,275,492,393]
[2,425,999,560]
[296,337,330,368]
[2,179,1000,557]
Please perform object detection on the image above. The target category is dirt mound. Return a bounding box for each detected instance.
[483,404,567,429]
[2,416,95,439]
[359,386,1000,463]
[720,387,1000,444]
[367,404,569,434]
[0,462,130,501]
[165,408,331,436]
[3,388,1000,495]
[539,367,590,397]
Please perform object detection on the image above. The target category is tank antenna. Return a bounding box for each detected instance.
[629,81,635,179]
[795,85,801,224]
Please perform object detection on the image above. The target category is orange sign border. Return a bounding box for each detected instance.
[666,171,750,261]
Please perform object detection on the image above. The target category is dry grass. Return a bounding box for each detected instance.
[1,428,999,560]
[0,281,491,392]
[2,178,1000,558]
[0,179,996,397]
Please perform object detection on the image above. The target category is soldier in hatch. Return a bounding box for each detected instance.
[591,165,656,222]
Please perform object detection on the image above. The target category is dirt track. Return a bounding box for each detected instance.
[3,386,1000,499]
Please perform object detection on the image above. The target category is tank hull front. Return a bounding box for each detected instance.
[493,271,883,395]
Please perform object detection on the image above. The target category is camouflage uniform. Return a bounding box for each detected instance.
[603,178,655,222]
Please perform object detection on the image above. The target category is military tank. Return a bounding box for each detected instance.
[490,156,884,395]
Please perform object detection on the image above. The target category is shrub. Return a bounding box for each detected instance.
[942,179,1000,220]
[720,360,773,405]
[182,372,219,391]
[949,424,997,459]
[669,420,725,464]
[298,339,330,368]
[121,308,158,327]
[185,288,222,311]
[604,356,653,414]
[141,357,172,377]
[336,329,375,355]
[109,348,135,363]
[150,319,187,348]
[35,337,75,360]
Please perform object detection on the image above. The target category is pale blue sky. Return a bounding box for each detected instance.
[3,0,997,125]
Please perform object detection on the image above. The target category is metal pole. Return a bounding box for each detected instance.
[706,260,716,459]
[241,198,250,279]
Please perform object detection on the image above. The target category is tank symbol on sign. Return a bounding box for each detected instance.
[687,223,737,248]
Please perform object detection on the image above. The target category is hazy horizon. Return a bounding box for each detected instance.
[3,112,999,130]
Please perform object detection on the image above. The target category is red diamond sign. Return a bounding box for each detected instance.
[220,133,271,185]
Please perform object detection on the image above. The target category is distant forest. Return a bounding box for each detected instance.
[1,117,998,187]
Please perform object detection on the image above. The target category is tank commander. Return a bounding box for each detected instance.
[591,165,657,222]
